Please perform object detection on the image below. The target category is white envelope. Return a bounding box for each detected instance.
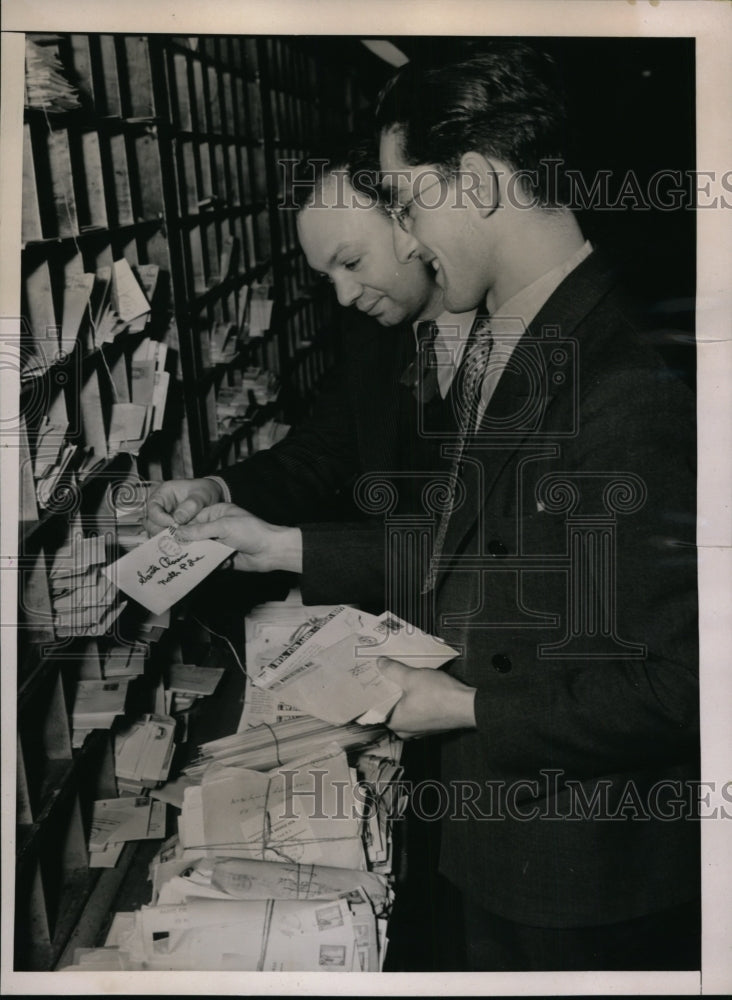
[112,257,152,323]
[89,796,157,850]
[168,663,224,697]
[102,526,234,615]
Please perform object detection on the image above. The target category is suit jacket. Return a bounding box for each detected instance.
[431,251,699,926]
[218,309,418,608]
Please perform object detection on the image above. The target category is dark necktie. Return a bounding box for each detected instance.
[400,319,440,405]
[422,316,493,594]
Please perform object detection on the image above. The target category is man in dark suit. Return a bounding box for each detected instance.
[372,44,700,970]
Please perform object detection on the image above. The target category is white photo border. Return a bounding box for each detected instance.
[1,1,729,995]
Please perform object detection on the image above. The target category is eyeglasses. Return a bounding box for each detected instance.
[385,177,445,233]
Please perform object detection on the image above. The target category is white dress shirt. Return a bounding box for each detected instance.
[432,240,594,425]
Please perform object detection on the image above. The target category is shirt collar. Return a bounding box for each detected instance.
[408,240,593,401]
[487,240,594,329]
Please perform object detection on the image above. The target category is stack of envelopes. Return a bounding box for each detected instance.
[239,598,339,729]
[104,642,147,680]
[355,747,408,876]
[107,336,169,457]
[88,794,167,869]
[112,478,152,552]
[61,595,422,970]
[115,713,177,794]
[50,530,124,639]
[71,677,129,748]
[183,714,391,778]
[25,37,81,111]
[251,605,459,726]
[64,894,386,971]
[166,663,225,713]
[178,743,366,869]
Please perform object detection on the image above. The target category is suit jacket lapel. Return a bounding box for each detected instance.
[435,251,619,591]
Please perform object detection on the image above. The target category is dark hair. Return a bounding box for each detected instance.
[287,134,384,211]
[375,42,569,206]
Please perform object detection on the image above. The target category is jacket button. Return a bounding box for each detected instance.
[488,538,508,557]
[492,653,512,673]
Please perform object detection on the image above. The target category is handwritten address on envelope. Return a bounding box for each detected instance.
[102,527,235,615]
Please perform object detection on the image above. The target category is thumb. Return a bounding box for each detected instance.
[186,502,236,525]
[173,492,208,524]
[376,656,412,686]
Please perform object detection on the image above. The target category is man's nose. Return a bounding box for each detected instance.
[392,223,423,264]
[332,273,362,307]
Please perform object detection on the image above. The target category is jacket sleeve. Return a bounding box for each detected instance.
[299,521,388,609]
[217,361,360,526]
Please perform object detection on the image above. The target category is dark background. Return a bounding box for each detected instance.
[304,35,697,386]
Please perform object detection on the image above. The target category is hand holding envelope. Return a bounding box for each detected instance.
[174,502,303,575]
[375,657,479,739]
[144,476,225,532]
[252,606,460,727]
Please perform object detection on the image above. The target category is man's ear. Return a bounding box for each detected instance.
[459,151,501,218]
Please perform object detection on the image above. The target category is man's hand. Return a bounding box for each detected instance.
[377,657,477,739]
[174,503,303,575]
[145,478,224,534]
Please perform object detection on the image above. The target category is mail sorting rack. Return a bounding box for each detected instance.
[159,34,275,474]
[15,32,369,970]
[16,452,136,973]
[17,35,175,969]
[257,37,352,429]
[161,36,357,473]
[18,33,179,971]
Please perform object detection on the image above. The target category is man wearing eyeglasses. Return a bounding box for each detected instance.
[373,43,699,972]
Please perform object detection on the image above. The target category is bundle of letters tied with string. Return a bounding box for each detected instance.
[62,591,460,971]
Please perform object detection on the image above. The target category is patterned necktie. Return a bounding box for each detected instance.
[400,320,440,405]
[422,316,493,594]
